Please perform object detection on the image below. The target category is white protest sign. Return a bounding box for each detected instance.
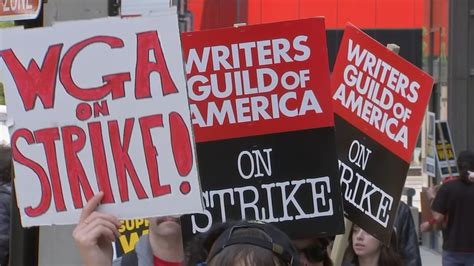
[0,15,203,227]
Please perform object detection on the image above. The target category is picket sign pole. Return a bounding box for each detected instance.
[330,218,352,265]
[329,43,400,265]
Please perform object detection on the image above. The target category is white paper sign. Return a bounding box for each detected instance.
[0,15,203,227]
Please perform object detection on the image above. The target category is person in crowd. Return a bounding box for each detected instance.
[419,171,459,234]
[430,150,474,265]
[343,224,402,266]
[420,184,444,233]
[75,193,300,266]
[202,220,300,265]
[292,237,333,266]
[73,192,184,266]
[0,145,11,266]
[184,221,236,265]
[394,201,422,266]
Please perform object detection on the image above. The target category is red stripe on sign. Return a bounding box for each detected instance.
[182,18,334,143]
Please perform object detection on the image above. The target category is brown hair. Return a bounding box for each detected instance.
[205,221,299,266]
[208,228,286,266]
[345,225,403,266]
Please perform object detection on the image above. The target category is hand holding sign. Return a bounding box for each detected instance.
[73,191,119,266]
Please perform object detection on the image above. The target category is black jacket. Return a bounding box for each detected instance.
[0,182,11,266]
[394,201,422,266]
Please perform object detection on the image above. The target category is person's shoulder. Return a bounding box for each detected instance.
[0,183,11,202]
[0,183,10,193]
[439,179,461,190]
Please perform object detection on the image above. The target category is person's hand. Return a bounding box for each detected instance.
[427,186,438,201]
[420,221,431,233]
[72,192,120,266]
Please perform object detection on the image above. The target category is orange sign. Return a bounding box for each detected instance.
[0,0,41,21]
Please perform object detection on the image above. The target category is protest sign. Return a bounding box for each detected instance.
[424,112,436,177]
[0,16,203,226]
[331,24,434,243]
[435,120,458,178]
[180,18,345,240]
[114,218,150,257]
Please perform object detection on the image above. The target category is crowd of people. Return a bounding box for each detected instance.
[71,150,474,266]
[0,142,473,265]
[73,192,416,266]
[72,190,424,265]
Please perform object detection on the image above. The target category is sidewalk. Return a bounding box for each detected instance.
[420,246,442,266]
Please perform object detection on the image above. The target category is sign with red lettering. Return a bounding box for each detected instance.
[180,18,345,240]
[0,0,41,21]
[0,16,203,226]
[331,24,434,243]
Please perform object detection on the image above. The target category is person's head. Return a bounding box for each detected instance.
[205,221,299,266]
[148,215,182,238]
[346,224,402,266]
[185,221,237,265]
[457,150,474,183]
[0,145,11,184]
[350,224,381,259]
[292,237,332,266]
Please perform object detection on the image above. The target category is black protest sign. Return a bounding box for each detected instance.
[331,24,434,243]
[180,18,344,240]
[114,219,149,257]
[435,121,458,178]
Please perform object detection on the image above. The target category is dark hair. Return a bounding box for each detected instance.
[204,221,299,266]
[457,150,474,184]
[318,237,333,266]
[296,237,333,266]
[345,224,402,266]
[0,145,11,184]
[185,221,237,265]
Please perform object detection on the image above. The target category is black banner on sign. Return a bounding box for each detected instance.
[181,128,345,240]
[335,115,409,243]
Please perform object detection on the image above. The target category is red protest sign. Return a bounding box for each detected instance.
[0,0,41,21]
[331,24,434,243]
[182,18,335,143]
[180,18,345,240]
[332,24,433,163]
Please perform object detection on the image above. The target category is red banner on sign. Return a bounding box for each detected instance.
[331,24,434,163]
[182,18,334,143]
